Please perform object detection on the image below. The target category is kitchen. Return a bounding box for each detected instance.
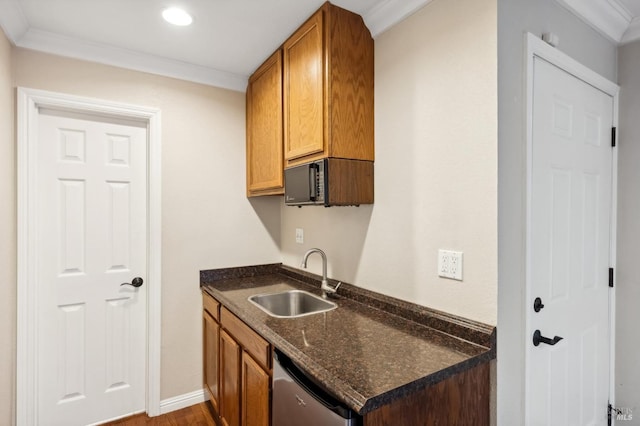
[0,0,637,424]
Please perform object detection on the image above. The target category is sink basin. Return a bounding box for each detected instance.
[248,290,337,318]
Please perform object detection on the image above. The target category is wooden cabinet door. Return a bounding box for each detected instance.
[283,9,325,162]
[203,311,220,412]
[246,50,284,196]
[241,353,270,426]
[220,330,241,426]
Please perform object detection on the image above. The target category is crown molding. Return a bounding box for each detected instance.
[363,0,433,38]
[0,0,248,92]
[621,17,640,44]
[0,0,434,91]
[0,0,29,42]
[554,0,634,43]
[16,29,249,91]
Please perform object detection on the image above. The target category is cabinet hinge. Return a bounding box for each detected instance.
[609,268,614,288]
[612,127,617,147]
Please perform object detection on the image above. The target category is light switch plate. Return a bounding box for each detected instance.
[438,249,463,280]
[295,228,304,244]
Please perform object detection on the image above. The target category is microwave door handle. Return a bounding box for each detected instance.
[309,165,317,201]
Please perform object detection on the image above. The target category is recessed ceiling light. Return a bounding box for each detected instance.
[162,7,193,26]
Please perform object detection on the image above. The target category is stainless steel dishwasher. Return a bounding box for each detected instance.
[272,349,361,426]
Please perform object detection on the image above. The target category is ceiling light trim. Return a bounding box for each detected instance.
[363,0,433,38]
[554,0,631,43]
[15,28,248,92]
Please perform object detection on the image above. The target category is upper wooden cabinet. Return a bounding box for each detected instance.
[283,2,374,167]
[246,50,284,196]
[245,1,374,197]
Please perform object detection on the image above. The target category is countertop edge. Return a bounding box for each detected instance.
[358,350,495,413]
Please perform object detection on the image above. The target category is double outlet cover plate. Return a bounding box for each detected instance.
[438,249,463,281]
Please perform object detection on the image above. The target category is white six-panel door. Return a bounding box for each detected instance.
[36,108,148,425]
[527,57,614,425]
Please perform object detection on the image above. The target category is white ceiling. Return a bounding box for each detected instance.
[1,0,637,92]
[0,0,431,91]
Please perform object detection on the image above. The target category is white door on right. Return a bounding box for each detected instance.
[527,57,614,425]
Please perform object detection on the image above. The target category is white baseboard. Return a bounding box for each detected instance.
[159,389,207,415]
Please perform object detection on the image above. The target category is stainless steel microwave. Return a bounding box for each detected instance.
[284,158,374,207]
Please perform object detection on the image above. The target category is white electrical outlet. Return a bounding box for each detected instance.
[295,228,304,244]
[438,249,463,280]
[438,250,450,276]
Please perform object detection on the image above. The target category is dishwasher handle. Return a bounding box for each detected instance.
[274,349,358,421]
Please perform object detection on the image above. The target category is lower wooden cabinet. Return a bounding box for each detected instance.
[220,330,241,426]
[242,354,270,426]
[203,292,272,426]
[203,310,220,412]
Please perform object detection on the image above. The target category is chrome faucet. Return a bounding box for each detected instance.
[301,248,341,298]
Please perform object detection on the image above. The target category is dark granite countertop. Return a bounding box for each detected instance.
[200,264,495,415]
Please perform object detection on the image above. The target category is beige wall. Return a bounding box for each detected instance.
[4,47,281,417]
[0,29,16,426]
[2,2,499,419]
[281,0,498,325]
[616,39,640,421]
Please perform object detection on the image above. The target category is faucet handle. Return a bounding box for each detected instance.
[322,281,341,295]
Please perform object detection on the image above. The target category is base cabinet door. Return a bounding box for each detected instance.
[220,330,241,426]
[204,295,272,426]
[242,353,270,426]
[203,311,220,412]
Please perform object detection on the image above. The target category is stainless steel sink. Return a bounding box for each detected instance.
[248,290,337,318]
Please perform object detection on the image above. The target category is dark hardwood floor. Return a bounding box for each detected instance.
[102,402,217,426]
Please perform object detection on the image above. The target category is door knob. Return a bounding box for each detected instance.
[121,277,144,288]
[533,297,545,312]
[532,329,563,346]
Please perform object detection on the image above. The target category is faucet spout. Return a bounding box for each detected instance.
[301,248,340,297]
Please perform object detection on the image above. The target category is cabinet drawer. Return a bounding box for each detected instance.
[203,291,220,320]
[221,307,270,370]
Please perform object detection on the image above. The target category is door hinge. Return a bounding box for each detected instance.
[612,127,617,147]
[608,403,613,426]
[609,268,614,288]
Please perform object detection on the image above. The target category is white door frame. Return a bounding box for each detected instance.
[524,33,619,422]
[16,87,162,425]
